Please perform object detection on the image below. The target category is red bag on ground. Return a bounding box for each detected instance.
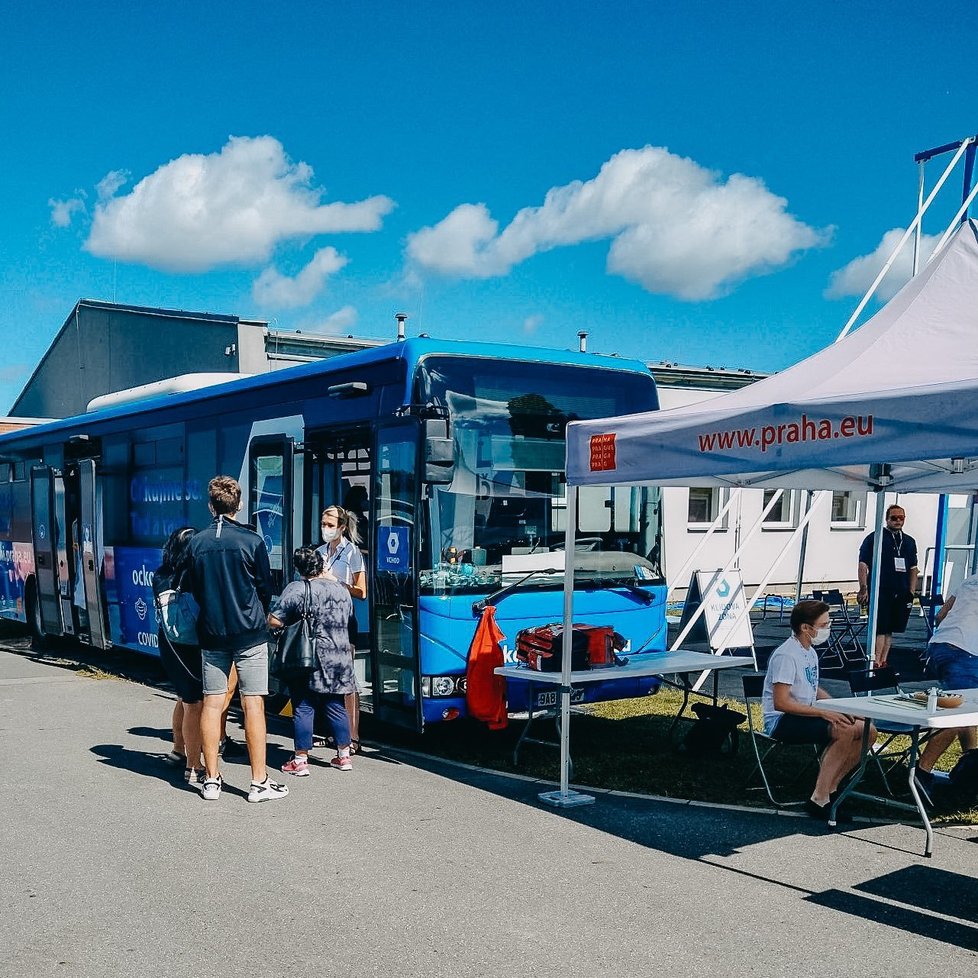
[465,606,508,729]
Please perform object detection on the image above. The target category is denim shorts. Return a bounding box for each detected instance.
[201,643,269,697]
[926,642,978,690]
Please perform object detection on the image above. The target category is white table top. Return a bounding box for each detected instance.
[812,690,978,729]
[494,650,754,686]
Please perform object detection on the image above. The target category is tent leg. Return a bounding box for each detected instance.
[540,483,594,809]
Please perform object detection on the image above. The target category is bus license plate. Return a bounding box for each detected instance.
[536,687,585,708]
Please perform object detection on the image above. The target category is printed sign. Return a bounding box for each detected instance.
[679,568,754,652]
[110,545,163,654]
[377,526,410,574]
[589,433,617,472]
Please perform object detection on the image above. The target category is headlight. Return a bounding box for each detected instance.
[431,676,456,697]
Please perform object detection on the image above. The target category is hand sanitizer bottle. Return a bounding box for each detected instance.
[927,687,938,713]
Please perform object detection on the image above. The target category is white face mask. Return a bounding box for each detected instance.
[811,625,831,646]
[321,526,340,544]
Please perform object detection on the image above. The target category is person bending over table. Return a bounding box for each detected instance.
[915,572,978,795]
[762,599,876,821]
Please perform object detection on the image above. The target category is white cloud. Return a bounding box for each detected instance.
[523,313,543,334]
[49,195,86,227]
[96,170,128,201]
[85,135,394,272]
[406,146,828,300]
[826,228,940,301]
[252,247,348,308]
[302,305,359,335]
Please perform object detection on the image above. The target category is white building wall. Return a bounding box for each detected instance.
[656,385,949,599]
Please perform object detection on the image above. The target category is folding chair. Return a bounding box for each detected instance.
[847,666,920,796]
[742,674,820,807]
[812,589,866,670]
[917,593,945,640]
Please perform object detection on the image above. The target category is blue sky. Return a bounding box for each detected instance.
[2,1,977,412]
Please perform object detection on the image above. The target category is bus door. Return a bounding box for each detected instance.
[303,428,372,708]
[29,465,65,637]
[248,436,296,595]
[371,421,421,730]
[78,458,110,649]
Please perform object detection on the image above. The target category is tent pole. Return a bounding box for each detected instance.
[865,491,889,665]
[670,489,786,651]
[795,489,813,601]
[666,488,742,603]
[836,136,973,341]
[912,161,925,276]
[538,483,593,808]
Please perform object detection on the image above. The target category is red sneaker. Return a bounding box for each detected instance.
[330,754,353,772]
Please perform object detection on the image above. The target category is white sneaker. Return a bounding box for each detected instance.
[247,778,289,803]
[201,776,223,801]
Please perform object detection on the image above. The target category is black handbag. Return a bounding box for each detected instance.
[270,580,317,678]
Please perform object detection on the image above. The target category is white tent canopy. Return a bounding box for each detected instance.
[540,219,978,809]
[567,220,978,495]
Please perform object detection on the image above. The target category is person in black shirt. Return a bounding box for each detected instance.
[856,504,919,667]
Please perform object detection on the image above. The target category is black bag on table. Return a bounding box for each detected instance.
[270,580,317,678]
[682,702,746,757]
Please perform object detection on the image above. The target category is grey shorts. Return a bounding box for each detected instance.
[201,643,269,697]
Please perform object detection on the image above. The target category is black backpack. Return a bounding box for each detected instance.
[682,702,746,757]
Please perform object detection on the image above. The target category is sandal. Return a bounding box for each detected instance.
[349,739,360,755]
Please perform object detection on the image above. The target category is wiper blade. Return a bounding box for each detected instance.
[471,567,562,615]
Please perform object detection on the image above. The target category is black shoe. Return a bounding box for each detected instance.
[805,799,852,824]
[218,737,245,758]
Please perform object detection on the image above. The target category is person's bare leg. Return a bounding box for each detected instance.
[813,721,869,803]
[345,691,359,747]
[200,694,225,779]
[182,700,204,773]
[241,694,267,783]
[918,728,957,773]
[874,634,892,668]
[172,700,185,755]
[221,664,239,741]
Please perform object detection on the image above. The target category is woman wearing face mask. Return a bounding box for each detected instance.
[317,505,367,752]
[761,599,875,821]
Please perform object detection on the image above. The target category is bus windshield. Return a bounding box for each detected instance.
[414,356,663,594]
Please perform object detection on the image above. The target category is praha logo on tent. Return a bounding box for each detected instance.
[589,433,617,471]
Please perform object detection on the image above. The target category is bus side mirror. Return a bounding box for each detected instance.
[424,418,454,484]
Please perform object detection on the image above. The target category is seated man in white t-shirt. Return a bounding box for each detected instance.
[915,574,978,793]
[762,599,875,821]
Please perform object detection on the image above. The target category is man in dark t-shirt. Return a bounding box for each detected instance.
[857,504,918,667]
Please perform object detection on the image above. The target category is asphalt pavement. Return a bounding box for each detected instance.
[0,637,976,976]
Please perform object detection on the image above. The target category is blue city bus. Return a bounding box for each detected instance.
[0,338,667,730]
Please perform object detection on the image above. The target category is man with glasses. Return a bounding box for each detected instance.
[856,504,918,668]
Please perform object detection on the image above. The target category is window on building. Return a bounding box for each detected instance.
[830,490,865,527]
[762,489,796,528]
[687,487,728,528]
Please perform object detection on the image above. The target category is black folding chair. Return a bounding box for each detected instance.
[812,589,866,670]
[917,593,945,640]
[742,674,820,807]
[847,666,923,796]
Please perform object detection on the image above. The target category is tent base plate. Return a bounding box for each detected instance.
[538,789,595,808]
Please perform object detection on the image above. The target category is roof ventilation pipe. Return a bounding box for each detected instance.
[578,330,588,353]
[395,312,408,342]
